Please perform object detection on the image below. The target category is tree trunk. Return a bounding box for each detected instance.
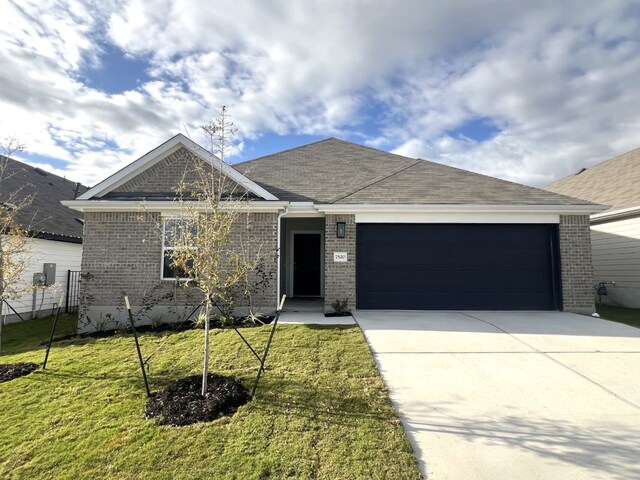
[201,300,211,396]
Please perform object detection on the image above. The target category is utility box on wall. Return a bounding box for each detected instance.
[43,263,56,286]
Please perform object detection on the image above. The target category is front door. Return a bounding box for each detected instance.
[293,233,322,296]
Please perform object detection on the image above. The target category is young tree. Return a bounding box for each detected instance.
[0,138,34,354]
[167,106,273,395]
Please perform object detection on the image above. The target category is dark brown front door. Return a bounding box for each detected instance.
[293,233,321,296]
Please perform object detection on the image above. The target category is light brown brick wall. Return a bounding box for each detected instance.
[324,214,356,312]
[559,214,595,314]
[80,211,278,329]
[112,147,243,194]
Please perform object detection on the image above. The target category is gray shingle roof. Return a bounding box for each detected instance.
[237,138,595,205]
[0,156,88,241]
[546,147,640,212]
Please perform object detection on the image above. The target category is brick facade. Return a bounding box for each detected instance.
[80,211,278,331]
[80,209,595,328]
[324,214,356,312]
[113,147,243,194]
[559,214,595,314]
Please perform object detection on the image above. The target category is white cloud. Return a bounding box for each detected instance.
[0,0,638,188]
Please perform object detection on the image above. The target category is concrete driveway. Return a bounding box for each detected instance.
[355,311,640,480]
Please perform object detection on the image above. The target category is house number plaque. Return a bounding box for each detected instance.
[333,252,348,262]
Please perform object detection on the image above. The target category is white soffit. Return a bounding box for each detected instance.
[76,134,278,201]
[61,200,289,213]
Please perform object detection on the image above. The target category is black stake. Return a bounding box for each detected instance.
[125,295,151,397]
[43,292,65,369]
[251,295,286,398]
[233,327,265,370]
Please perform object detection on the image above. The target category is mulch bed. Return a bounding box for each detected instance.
[145,373,250,426]
[324,312,352,318]
[0,363,39,383]
[209,316,274,329]
[47,316,275,344]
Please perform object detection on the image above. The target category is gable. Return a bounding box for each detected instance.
[78,134,278,201]
[109,146,247,197]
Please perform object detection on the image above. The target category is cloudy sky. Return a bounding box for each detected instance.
[1,0,639,188]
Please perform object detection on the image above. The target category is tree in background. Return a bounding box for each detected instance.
[0,138,34,353]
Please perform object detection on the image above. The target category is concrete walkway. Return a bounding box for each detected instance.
[279,310,355,325]
[355,311,640,480]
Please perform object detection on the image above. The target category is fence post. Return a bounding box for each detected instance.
[65,270,71,313]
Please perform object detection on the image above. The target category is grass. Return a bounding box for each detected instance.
[596,303,640,329]
[0,316,421,480]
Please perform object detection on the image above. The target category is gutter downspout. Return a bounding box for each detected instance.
[276,205,289,310]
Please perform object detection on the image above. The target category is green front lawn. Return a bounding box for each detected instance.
[0,317,420,479]
[596,304,640,329]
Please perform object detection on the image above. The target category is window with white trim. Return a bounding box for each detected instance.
[162,218,196,280]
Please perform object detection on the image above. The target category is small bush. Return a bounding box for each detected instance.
[331,298,350,315]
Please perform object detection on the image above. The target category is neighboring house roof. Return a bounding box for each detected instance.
[78,134,278,201]
[0,156,88,242]
[546,147,640,213]
[238,138,597,206]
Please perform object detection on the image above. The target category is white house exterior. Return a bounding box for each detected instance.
[0,156,86,321]
[547,147,640,308]
[3,237,82,322]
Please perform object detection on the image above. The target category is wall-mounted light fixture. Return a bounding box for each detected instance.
[336,221,346,238]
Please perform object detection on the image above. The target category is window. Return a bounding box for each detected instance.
[162,218,196,280]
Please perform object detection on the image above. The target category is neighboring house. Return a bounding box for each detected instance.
[64,134,604,330]
[0,156,87,321]
[547,147,640,308]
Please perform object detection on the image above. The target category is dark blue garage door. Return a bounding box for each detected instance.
[356,224,562,310]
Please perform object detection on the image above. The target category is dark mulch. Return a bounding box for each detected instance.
[0,362,39,383]
[324,312,352,318]
[48,315,275,344]
[145,373,250,426]
[208,316,274,329]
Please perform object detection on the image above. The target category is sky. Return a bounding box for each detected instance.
[1,0,639,189]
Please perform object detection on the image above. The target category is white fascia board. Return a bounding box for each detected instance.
[77,134,279,201]
[283,202,325,218]
[62,200,289,213]
[591,204,640,222]
[315,204,608,215]
[356,212,560,224]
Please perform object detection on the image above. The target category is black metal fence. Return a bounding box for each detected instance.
[65,270,80,313]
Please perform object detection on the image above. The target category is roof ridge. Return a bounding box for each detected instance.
[236,137,421,167]
[2,155,88,189]
[329,159,423,203]
[235,137,338,167]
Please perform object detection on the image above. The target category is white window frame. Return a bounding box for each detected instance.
[161,218,196,281]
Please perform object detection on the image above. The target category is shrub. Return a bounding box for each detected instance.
[331,298,350,315]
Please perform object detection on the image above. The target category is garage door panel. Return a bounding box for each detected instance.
[362,270,551,294]
[356,224,561,310]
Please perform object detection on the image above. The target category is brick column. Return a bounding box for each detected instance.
[559,214,595,315]
[324,214,356,312]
